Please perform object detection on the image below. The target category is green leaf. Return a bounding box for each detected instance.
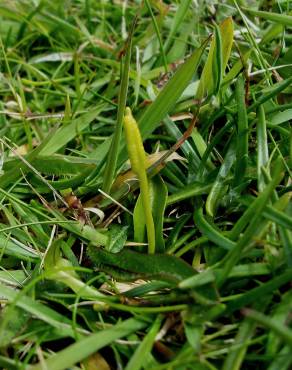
[4,155,96,175]
[106,225,128,253]
[269,108,292,125]
[125,316,162,370]
[0,306,29,347]
[257,106,269,191]
[233,74,248,188]
[196,17,233,99]
[243,8,292,27]
[133,193,145,244]
[134,175,167,252]
[88,247,195,284]
[138,39,208,140]
[184,322,203,352]
[87,38,208,172]
[0,283,77,337]
[194,208,235,250]
[39,107,103,156]
[222,318,256,370]
[217,159,284,286]
[206,140,236,217]
[163,0,192,53]
[102,25,133,193]
[150,175,167,252]
[225,269,292,315]
[29,318,147,370]
[243,308,292,349]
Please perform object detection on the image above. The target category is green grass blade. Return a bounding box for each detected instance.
[196,17,233,99]
[194,208,235,250]
[243,8,292,27]
[257,105,269,191]
[233,74,248,188]
[29,318,147,370]
[225,269,292,314]
[222,318,255,370]
[40,107,103,155]
[0,283,76,337]
[138,39,208,139]
[144,0,168,72]
[206,140,236,217]
[217,159,283,286]
[247,76,292,113]
[102,26,133,193]
[125,316,162,370]
[243,308,292,349]
[163,0,192,53]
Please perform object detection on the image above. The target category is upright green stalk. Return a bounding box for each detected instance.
[102,26,133,193]
[123,108,155,254]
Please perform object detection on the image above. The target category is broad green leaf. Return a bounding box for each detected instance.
[184,321,203,352]
[150,175,167,252]
[133,193,145,243]
[268,345,292,370]
[0,127,58,190]
[0,270,26,287]
[167,182,211,205]
[261,23,284,44]
[266,291,292,356]
[0,233,39,261]
[179,263,271,289]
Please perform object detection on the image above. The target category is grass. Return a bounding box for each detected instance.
[0,0,291,369]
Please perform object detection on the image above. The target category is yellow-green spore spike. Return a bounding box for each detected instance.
[123,107,155,254]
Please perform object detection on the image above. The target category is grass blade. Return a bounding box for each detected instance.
[217,159,283,286]
[243,8,292,27]
[257,105,269,191]
[29,318,147,370]
[233,74,248,188]
[102,25,133,192]
[243,308,292,349]
[125,316,162,370]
